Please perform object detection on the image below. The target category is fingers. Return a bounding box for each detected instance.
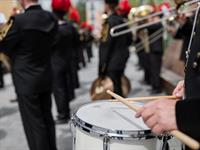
[135,101,156,118]
[173,80,184,98]
[144,115,157,129]
[135,106,144,118]
[135,100,177,135]
[136,105,165,135]
[152,124,165,135]
[173,88,183,98]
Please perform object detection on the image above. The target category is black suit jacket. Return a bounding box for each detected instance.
[52,21,79,64]
[175,14,200,144]
[0,5,57,95]
[147,23,164,54]
[99,13,132,72]
[175,17,193,62]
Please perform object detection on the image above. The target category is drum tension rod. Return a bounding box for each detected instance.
[103,134,110,150]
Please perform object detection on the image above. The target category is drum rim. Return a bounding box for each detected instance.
[71,101,156,140]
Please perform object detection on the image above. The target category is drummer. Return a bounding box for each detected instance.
[136,3,200,149]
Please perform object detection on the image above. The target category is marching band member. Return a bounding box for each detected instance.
[68,7,81,88]
[134,5,164,93]
[0,0,58,149]
[147,15,164,94]
[52,0,80,124]
[136,3,200,149]
[99,0,132,96]
[174,13,194,63]
[85,24,94,63]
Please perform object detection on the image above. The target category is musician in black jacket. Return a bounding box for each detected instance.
[174,14,193,62]
[147,16,164,94]
[0,0,57,150]
[69,10,81,88]
[52,0,79,124]
[136,11,200,150]
[99,0,132,95]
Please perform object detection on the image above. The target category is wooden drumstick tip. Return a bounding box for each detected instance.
[170,130,200,150]
[107,90,112,95]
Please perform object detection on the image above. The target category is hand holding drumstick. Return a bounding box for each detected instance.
[107,90,200,150]
[172,80,184,99]
[135,99,178,135]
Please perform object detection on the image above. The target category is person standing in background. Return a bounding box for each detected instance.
[69,7,81,88]
[0,0,58,150]
[99,0,132,96]
[147,16,164,94]
[52,0,80,124]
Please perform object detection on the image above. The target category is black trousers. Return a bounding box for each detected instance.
[86,44,93,62]
[107,70,123,96]
[138,51,151,84]
[78,46,86,67]
[149,53,163,90]
[70,60,80,89]
[52,62,71,118]
[17,92,57,150]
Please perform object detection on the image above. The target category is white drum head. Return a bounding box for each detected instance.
[76,101,149,131]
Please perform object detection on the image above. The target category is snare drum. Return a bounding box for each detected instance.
[71,101,158,150]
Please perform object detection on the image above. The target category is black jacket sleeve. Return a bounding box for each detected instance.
[176,99,200,139]
[0,18,20,56]
[175,18,193,39]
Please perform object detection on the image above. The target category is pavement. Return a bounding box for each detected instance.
[0,46,182,150]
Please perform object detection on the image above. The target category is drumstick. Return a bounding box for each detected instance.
[111,95,178,102]
[107,90,200,150]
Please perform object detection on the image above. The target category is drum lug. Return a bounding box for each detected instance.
[70,117,76,150]
[103,134,110,150]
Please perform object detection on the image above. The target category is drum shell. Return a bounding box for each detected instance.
[71,101,157,150]
[74,127,157,150]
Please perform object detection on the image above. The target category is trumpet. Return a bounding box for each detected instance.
[110,0,200,37]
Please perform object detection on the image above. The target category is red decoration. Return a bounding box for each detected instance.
[159,2,170,12]
[69,7,80,23]
[117,0,131,15]
[51,0,71,12]
[88,25,94,32]
[80,22,89,29]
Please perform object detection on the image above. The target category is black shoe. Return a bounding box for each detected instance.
[55,118,70,125]
[10,99,18,103]
[0,84,4,89]
[140,80,151,85]
[55,115,70,125]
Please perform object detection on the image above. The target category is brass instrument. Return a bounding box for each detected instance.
[110,0,200,37]
[101,13,109,42]
[0,53,11,72]
[110,5,169,37]
[128,7,137,21]
[90,75,131,101]
[0,19,12,72]
[0,19,13,41]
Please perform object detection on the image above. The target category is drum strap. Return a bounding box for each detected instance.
[161,136,170,150]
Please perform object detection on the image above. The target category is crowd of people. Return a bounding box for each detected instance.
[0,0,200,150]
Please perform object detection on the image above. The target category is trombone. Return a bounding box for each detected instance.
[110,0,200,37]
[110,7,175,37]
